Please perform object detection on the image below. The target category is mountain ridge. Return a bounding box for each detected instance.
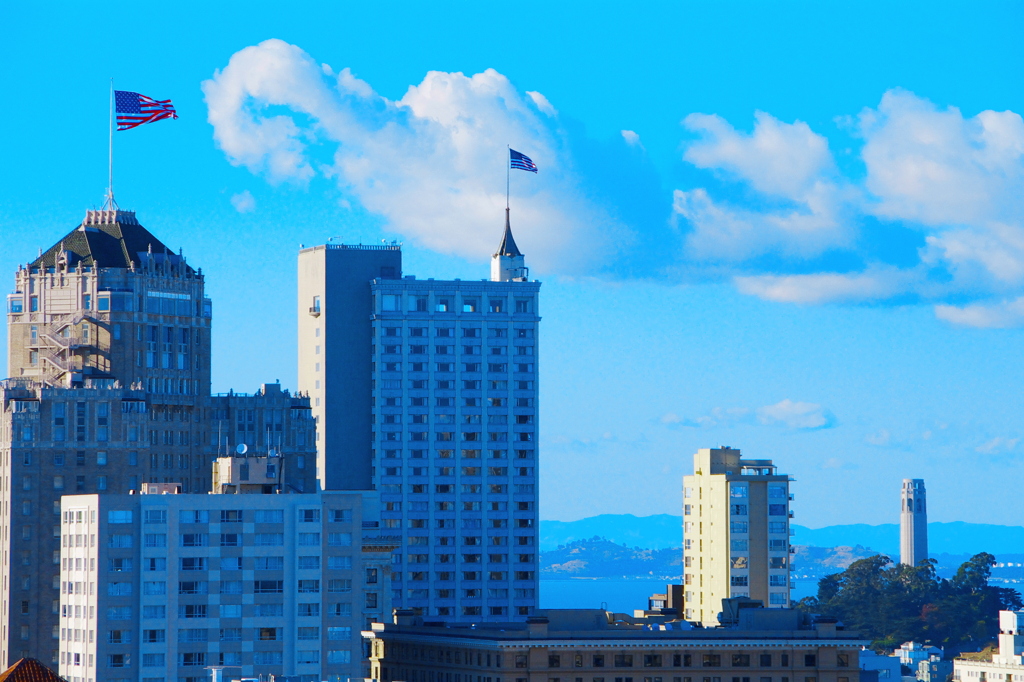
[541,514,1024,555]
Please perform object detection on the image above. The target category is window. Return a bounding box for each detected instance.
[550,655,561,668]
[298,556,320,570]
[328,626,352,640]
[299,602,321,616]
[644,655,663,668]
[804,655,816,667]
[733,654,751,667]
[254,509,284,523]
[703,655,721,667]
[143,629,165,643]
[180,533,207,547]
[144,509,167,524]
[254,580,284,593]
[837,654,849,667]
[178,604,208,619]
[614,655,634,668]
[143,582,166,595]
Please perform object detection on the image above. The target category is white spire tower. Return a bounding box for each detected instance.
[491,208,528,282]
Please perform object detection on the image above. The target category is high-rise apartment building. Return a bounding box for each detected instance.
[297,214,540,621]
[57,466,396,682]
[2,208,316,665]
[900,478,927,567]
[682,447,793,626]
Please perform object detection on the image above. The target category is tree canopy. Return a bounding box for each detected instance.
[797,552,1022,651]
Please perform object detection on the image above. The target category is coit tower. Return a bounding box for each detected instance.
[900,478,928,566]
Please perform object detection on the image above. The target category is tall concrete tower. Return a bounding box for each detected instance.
[297,213,541,622]
[682,447,793,626]
[900,478,928,566]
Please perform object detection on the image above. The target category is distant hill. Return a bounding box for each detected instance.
[541,538,681,580]
[541,515,1024,555]
[541,514,682,551]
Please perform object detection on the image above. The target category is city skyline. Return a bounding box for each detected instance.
[4,2,1024,528]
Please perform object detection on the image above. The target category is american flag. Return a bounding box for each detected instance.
[510,149,538,173]
[115,90,178,131]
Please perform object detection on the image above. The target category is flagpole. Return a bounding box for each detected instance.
[506,145,510,210]
[107,78,114,209]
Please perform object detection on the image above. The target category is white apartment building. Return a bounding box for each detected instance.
[683,447,793,626]
[297,214,540,621]
[955,611,1024,682]
[57,467,397,682]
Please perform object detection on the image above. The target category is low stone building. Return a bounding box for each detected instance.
[363,607,867,682]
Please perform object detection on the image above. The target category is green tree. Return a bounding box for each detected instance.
[798,552,1021,651]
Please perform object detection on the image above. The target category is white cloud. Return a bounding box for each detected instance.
[673,90,1024,323]
[756,399,834,430]
[662,399,834,431]
[734,268,910,304]
[202,39,629,275]
[859,89,1024,228]
[621,130,641,147]
[526,91,556,116]
[674,112,855,261]
[230,190,256,213]
[934,296,1024,328]
[976,436,1020,454]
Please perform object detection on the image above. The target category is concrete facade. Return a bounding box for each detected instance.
[364,608,866,682]
[900,480,927,568]
[954,611,1024,682]
[297,219,541,622]
[683,448,793,626]
[57,484,397,682]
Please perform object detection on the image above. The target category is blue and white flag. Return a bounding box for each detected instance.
[509,149,538,173]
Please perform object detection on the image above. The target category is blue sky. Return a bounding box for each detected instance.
[3,1,1024,527]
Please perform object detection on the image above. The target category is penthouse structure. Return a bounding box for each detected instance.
[57,465,397,682]
[955,610,1024,682]
[298,213,540,621]
[683,448,794,626]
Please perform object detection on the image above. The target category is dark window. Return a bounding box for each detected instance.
[760,655,772,667]
[733,655,751,667]
[614,655,633,668]
[703,655,721,667]
[549,655,561,668]
[644,655,662,668]
[804,656,816,667]
[593,655,605,668]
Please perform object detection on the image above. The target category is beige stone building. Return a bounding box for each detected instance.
[683,448,793,626]
[363,607,865,682]
[1,208,316,666]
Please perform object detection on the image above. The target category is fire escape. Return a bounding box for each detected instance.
[28,313,96,387]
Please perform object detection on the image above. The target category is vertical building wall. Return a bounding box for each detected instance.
[369,279,541,621]
[900,478,928,567]
[58,491,394,682]
[683,447,792,626]
[297,245,403,491]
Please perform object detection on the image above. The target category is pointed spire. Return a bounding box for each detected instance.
[494,207,523,258]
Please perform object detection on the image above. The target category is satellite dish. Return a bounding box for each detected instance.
[236,444,248,456]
